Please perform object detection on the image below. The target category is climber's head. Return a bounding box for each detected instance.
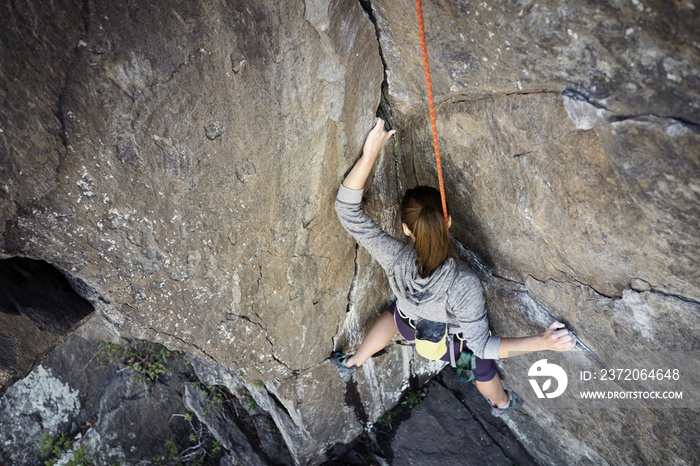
[401,186,457,278]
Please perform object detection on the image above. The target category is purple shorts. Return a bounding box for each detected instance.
[390,304,497,382]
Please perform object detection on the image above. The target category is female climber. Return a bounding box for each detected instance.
[331,118,577,416]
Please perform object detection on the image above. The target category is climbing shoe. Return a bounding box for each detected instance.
[490,390,524,417]
[330,351,358,383]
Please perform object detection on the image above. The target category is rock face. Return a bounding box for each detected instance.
[372,0,700,465]
[1,0,383,379]
[0,0,437,463]
[0,257,93,393]
[374,0,700,122]
[2,0,699,464]
[0,330,286,465]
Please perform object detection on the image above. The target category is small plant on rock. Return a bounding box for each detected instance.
[152,412,224,465]
[378,411,392,430]
[401,389,426,409]
[95,341,174,395]
[40,431,99,466]
[242,395,258,412]
[192,381,228,414]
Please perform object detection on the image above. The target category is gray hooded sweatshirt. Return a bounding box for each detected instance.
[335,183,501,360]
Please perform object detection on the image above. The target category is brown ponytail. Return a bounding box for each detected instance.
[401,186,458,278]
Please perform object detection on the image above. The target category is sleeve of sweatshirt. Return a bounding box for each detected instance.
[450,269,501,360]
[335,183,405,271]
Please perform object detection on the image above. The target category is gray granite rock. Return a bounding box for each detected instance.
[390,383,513,466]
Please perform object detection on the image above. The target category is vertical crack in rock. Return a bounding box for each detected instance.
[344,379,369,427]
[358,1,387,77]
[333,243,360,350]
[346,243,360,314]
[358,1,403,201]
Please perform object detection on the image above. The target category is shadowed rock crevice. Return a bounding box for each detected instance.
[358,0,388,75]
[0,257,94,395]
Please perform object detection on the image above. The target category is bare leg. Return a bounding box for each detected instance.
[345,311,397,367]
[475,372,509,408]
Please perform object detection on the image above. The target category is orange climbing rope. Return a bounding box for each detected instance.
[415,0,449,226]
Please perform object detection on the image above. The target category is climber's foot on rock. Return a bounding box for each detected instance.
[330,351,358,383]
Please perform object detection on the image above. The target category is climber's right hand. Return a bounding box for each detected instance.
[543,321,577,352]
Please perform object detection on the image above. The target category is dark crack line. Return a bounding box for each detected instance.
[148,326,216,361]
[333,242,360,351]
[359,1,388,84]
[545,266,621,300]
[609,113,700,134]
[259,331,289,371]
[564,89,700,131]
[237,312,268,332]
[261,387,295,428]
[647,287,700,307]
[229,314,297,375]
[359,0,403,203]
[346,243,360,314]
[433,89,561,112]
[269,351,294,375]
[562,88,604,108]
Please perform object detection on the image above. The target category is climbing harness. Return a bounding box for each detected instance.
[415,0,448,226]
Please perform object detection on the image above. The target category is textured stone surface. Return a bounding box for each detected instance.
[390,383,513,465]
[403,93,700,302]
[0,365,81,464]
[332,369,537,465]
[371,1,700,465]
[0,331,291,465]
[2,0,700,465]
[373,0,700,121]
[183,382,271,466]
[0,257,93,395]
[0,0,383,381]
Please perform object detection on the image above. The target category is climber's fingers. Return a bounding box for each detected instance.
[552,330,577,351]
[547,321,566,331]
[544,321,577,351]
[363,118,396,157]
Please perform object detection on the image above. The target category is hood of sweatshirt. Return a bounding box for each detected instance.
[390,244,457,312]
